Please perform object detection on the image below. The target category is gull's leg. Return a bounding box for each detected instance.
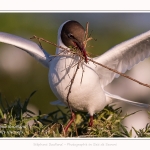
[64,111,75,133]
[88,115,93,127]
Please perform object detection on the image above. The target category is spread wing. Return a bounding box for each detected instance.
[93,30,150,87]
[0,32,52,68]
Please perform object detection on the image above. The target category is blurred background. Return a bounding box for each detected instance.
[0,13,150,135]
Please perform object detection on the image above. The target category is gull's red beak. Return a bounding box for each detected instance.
[75,42,87,63]
[81,47,88,63]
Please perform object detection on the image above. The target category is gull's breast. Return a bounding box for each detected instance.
[49,56,107,113]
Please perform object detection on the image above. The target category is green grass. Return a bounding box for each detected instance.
[0,91,150,137]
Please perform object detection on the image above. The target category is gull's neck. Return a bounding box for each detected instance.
[56,20,70,55]
[55,20,81,64]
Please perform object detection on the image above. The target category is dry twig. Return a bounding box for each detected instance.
[88,58,150,88]
[30,22,150,134]
[30,23,150,89]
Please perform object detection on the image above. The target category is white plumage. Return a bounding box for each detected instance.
[0,20,150,129]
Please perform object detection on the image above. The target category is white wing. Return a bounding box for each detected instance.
[0,32,52,68]
[93,30,150,87]
[104,89,150,108]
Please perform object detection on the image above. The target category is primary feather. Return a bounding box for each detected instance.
[93,31,150,87]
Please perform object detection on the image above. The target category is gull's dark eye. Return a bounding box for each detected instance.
[67,33,75,39]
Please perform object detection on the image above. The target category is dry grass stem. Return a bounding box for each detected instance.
[88,58,150,89]
[30,23,150,89]
[30,23,150,135]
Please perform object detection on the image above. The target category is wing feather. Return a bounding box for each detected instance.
[0,32,51,68]
[93,30,150,87]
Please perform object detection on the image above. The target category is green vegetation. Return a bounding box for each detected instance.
[0,91,150,137]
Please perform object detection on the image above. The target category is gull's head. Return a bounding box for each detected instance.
[57,20,87,63]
